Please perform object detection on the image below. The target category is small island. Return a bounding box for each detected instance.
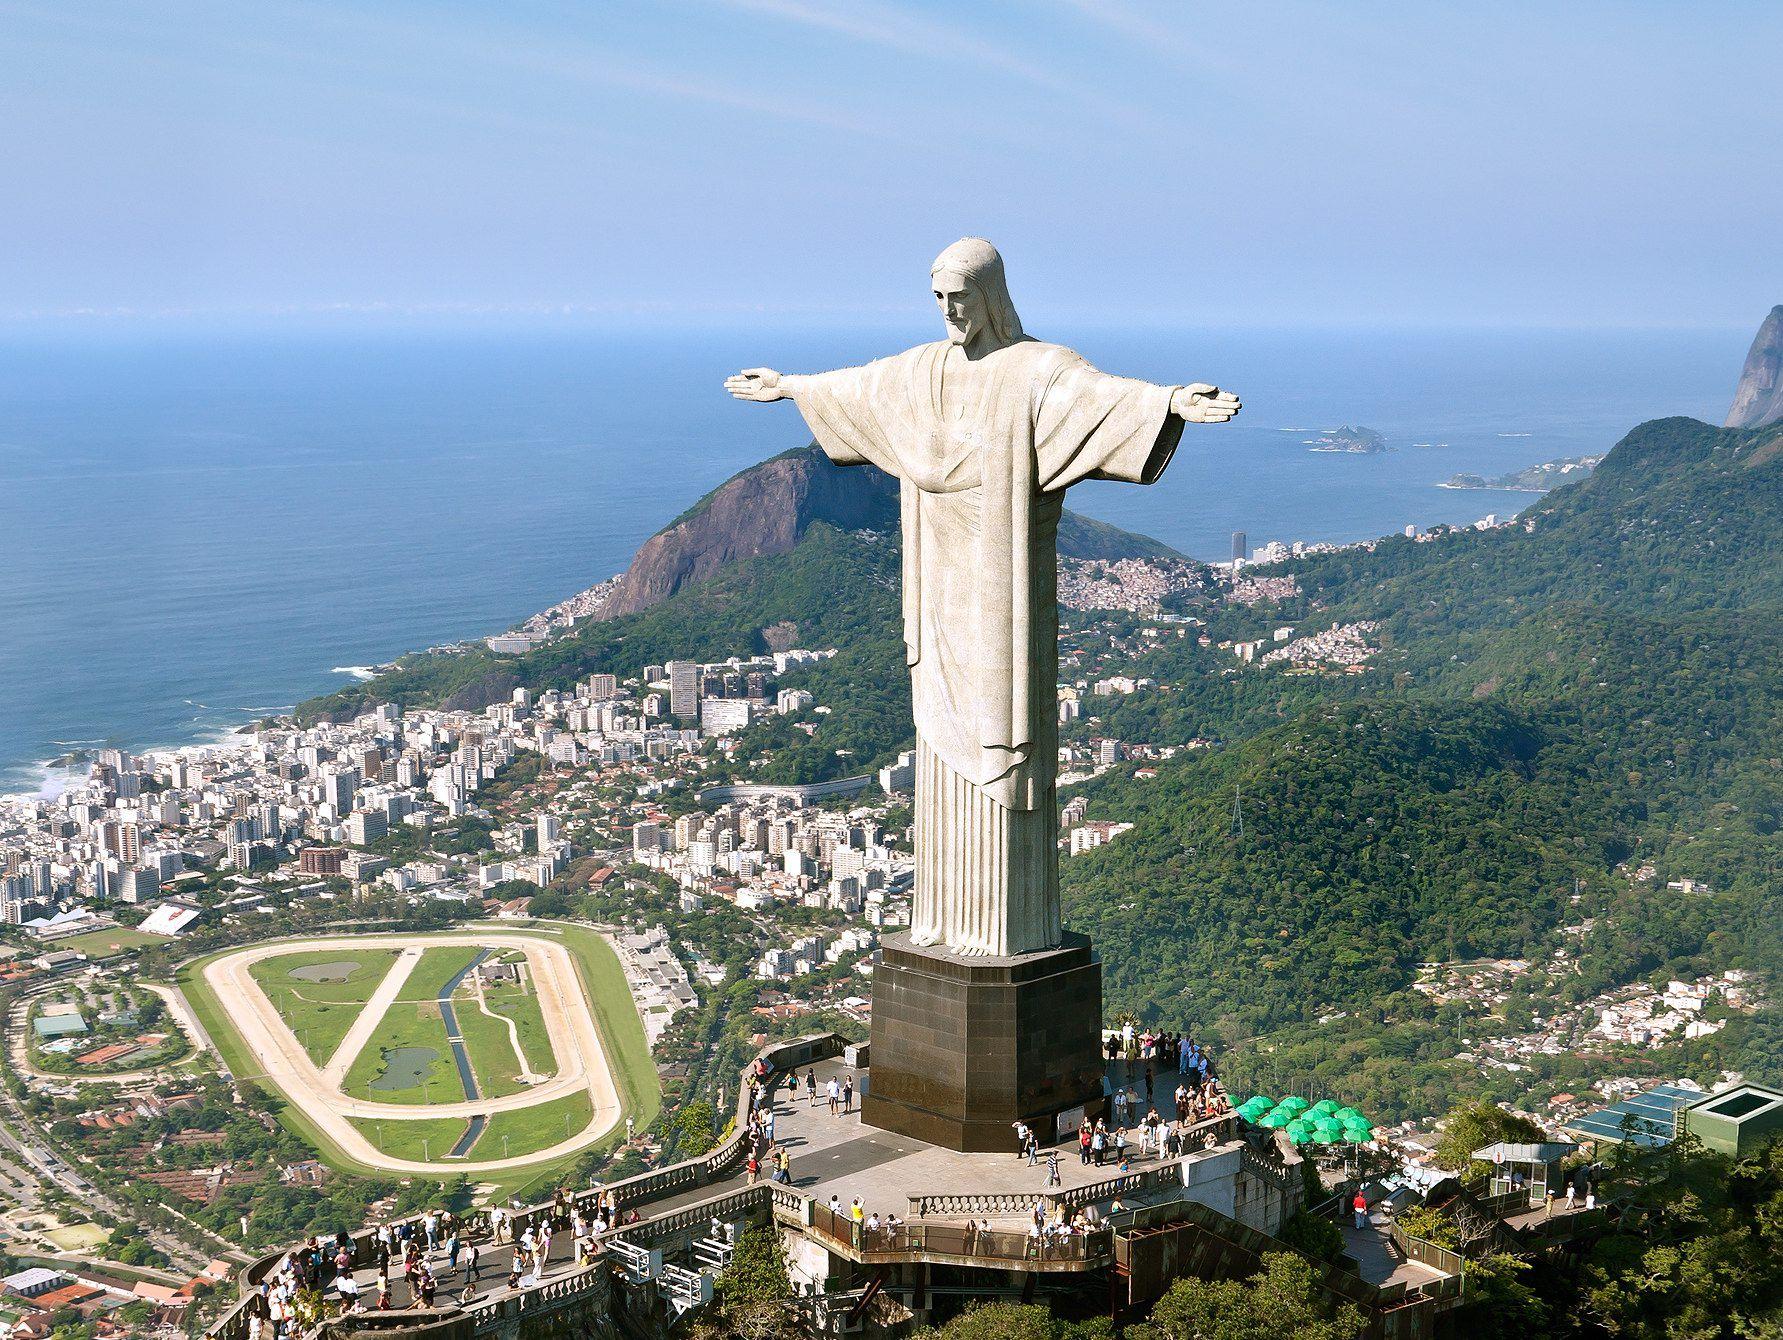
[1306,425,1388,453]
[1440,453,1603,492]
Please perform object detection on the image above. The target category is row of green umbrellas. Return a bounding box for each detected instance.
[1236,1094,1375,1145]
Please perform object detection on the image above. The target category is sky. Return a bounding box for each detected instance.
[3,1,1780,330]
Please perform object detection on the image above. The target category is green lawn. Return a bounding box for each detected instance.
[341,1002,469,1105]
[248,947,402,1065]
[348,1114,472,1164]
[395,945,484,1003]
[488,981,555,1074]
[56,927,171,958]
[454,999,534,1099]
[471,1089,594,1161]
[453,977,558,1098]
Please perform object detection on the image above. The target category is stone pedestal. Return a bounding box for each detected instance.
[863,931,1106,1152]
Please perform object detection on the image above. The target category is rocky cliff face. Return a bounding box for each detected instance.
[599,443,1180,617]
[1725,305,1783,429]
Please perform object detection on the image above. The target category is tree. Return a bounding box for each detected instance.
[702,1227,794,1340]
[1434,1099,1545,1171]
[1129,1252,1367,1340]
[916,1303,1112,1339]
[1276,1209,1344,1262]
[673,1098,717,1156]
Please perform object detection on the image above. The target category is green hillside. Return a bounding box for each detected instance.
[1060,417,1783,1111]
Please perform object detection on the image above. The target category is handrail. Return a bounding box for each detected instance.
[1387,1223,1465,1279]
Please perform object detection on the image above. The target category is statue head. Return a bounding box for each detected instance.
[930,238,1023,350]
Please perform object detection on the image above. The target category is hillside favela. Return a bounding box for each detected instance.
[2,9,1781,1340]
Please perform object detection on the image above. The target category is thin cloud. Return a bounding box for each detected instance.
[719,0,1159,129]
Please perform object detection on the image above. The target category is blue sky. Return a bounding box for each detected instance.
[3,1,1779,328]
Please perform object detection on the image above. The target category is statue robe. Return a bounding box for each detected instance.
[794,337,1183,955]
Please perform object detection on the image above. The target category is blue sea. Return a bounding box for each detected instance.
[0,322,1742,792]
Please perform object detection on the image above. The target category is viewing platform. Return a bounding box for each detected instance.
[205,1034,1469,1340]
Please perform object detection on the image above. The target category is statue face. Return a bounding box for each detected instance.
[932,271,985,345]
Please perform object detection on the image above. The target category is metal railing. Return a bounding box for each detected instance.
[807,1202,1113,1267]
[1388,1223,1465,1279]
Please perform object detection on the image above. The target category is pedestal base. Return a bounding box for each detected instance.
[863,931,1106,1152]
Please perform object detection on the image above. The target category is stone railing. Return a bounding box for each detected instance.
[908,1190,1043,1219]
[1050,1159,1187,1215]
[508,1032,849,1241]
[1237,1140,1297,1195]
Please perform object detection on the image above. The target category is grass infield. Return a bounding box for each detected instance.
[174,922,660,1197]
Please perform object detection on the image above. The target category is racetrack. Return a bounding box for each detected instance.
[200,931,623,1174]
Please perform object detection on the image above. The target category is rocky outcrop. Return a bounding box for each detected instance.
[1725,305,1783,429]
[599,444,1179,617]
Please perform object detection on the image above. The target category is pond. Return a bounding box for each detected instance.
[369,1046,437,1092]
[289,961,363,984]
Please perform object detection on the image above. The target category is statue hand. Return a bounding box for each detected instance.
[724,368,786,403]
[1173,383,1241,423]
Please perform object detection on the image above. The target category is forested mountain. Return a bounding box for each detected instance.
[1062,416,1783,1109]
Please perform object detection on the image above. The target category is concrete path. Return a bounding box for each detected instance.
[322,947,423,1084]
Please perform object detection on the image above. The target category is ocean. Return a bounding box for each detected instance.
[0,322,1743,793]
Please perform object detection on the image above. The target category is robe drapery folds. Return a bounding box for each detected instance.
[795,338,1182,955]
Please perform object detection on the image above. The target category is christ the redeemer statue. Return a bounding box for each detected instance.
[727,239,1239,959]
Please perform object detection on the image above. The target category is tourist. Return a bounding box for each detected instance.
[1046,1148,1061,1187]
[1091,1120,1107,1167]
[826,1076,841,1115]
[1353,1190,1369,1229]
[842,1076,855,1113]
[746,1152,760,1184]
[1078,1122,1093,1165]
[1565,1179,1577,1209]
[466,1243,480,1281]
[849,1196,865,1247]
[506,1264,522,1292]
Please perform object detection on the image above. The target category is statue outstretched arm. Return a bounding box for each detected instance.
[723,368,811,403]
[1169,383,1241,423]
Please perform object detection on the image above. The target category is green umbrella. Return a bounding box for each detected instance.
[1245,1095,1274,1111]
[1287,1128,1311,1145]
[1334,1107,1363,1123]
[1314,1117,1344,1135]
[1258,1111,1290,1129]
[1286,1117,1313,1135]
[1312,1099,1340,1116]
[1312,1129,1339,1145]
[1278,1096,1310,1113]
[1340,1125,1369,1143]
